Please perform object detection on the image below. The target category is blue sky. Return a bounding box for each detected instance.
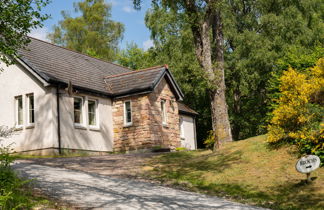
[29,0,153,50]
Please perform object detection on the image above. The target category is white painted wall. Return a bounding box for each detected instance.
[180,114,197,150]
[0,62,114,153]
[58,92,114,151]
[0,62,57,152]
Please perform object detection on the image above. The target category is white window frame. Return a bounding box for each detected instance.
[15,95,24,128]
[180,117,185,139]
[73,96,85,127]
[123,100,132,126]
[26,93,35,126]
[88,98,99,129]
[161,99,167,125]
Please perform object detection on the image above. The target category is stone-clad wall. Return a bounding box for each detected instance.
[112,78,180,151]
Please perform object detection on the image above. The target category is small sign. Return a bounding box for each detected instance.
[296,155,321,174]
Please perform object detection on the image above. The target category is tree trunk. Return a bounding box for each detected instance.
[211,11,232,149]
[232,87,241,140]
[190,7,232,150]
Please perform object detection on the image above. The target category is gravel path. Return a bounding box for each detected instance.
[13,162,266,210]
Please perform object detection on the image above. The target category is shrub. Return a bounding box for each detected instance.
[175,147,187,151]
[203,130,215,150]
[267,58,324,163]
[0,129,31,209]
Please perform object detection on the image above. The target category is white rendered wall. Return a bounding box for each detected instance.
[58,92,114,152]
[0,62,57,152]
[180,115,197,150]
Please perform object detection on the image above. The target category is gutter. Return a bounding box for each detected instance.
[56,85,62,155]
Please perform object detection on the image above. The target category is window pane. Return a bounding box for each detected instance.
[29,95,34,123]
[74,111,81,123]
[74,98,82,110]
[161,100,166,124]
[74,98,82,124]
[17,97,23,125]
[88,100,95,113]
[88,100,96,126]
[125,101,132,124]
[127,110,132,123]
[180,117,184,137]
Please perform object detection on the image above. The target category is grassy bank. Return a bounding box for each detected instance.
[142,135,324,210]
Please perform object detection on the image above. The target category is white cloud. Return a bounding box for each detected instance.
[28,27,49,42]
[143,39,154,51]
[122,6,135,13]
[106,0,118,6]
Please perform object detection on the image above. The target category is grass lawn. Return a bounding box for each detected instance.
[142,135,324,210]
[0,183,71,210]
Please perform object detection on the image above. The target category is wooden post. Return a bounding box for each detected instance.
[306,173,311,183]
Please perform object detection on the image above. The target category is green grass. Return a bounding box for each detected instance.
[142,135,324,210]
[0,172,69,210]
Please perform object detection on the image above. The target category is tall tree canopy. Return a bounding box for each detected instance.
[134,0,233,149]
[129,0,324,145]
[223,0,324,140]
[117,43,156,70]
[48,0,124,61]
[0,0,49,67]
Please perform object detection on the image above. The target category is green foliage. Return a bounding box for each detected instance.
[267,58,324,163]
[0,0,49,67]
[131,0,324,143]
[175,147,187,151]
[48,0,124,61]
[203,130,215,150]
[117,43,156,70]
[0,141,30,209]
[223,0,324,140]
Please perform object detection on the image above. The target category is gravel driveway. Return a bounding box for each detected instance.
[13,157,266,210]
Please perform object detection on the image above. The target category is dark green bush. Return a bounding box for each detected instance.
[0,140,31,209]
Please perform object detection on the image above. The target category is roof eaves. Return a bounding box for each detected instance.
[150,67,166,90]
[16,57,51,86]
[112,86,154,98]
[149,67,184,101]
[164,69,184,100]
[179,110,199,116]
[17,57,68,86]
[72,85,113,98]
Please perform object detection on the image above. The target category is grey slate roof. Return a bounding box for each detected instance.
[178,102,199,116]
[104,66,164,95]
[16,37,195,113]
[18,37,131,95]
[104,66,184,100]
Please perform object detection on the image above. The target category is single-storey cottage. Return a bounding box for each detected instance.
[0,37,198,155]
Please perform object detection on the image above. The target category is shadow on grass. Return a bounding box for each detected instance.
[267,179,324,210]
[147,151,243,185]
[147,151,324,210]
[163,178,324,210]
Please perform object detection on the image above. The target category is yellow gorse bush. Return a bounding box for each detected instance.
[267,58,324,156]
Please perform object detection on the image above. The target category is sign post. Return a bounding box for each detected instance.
[296,155,321,183]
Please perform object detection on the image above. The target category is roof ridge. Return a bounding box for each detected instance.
[27,36,133,71]
[104,65,165,79]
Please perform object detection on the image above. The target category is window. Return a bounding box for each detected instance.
[15,96,23,126]
[74,97,83,124]
[180,117,184,138]
[161,99,167,125]
[27,94,35,125]
[124,101,132,126]
[88,99,98,127]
